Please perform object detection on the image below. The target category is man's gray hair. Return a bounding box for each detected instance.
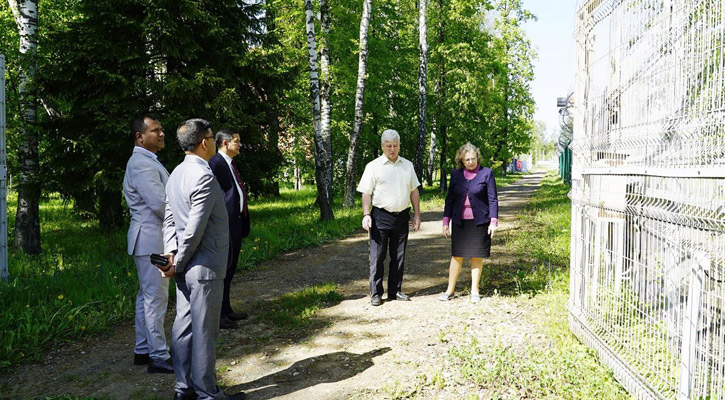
[381,129,400,144]
[177,118,212,151]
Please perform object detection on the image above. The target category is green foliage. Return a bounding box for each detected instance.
[0,193,136,371]
[272,0,538,188]
[260,283,343,333]
[3,0,538,230]
[1,0,293,226]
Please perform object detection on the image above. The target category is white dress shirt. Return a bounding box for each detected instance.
[219,151,244,213]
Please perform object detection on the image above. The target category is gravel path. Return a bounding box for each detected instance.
[0,169,549,400]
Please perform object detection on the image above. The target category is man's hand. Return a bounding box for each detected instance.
[155,253,175,277]
[443,224,450,238]
[161,265,176,278]
[412,213,421,232]
[487,224,497,238]
[362,215,372,231]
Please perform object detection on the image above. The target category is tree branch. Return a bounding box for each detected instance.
[39,96,61,119]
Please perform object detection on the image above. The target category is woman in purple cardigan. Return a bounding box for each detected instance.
[440,143,498,303]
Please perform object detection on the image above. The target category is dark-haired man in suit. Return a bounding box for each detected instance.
[208,128,250,330]
[123,114,173,374]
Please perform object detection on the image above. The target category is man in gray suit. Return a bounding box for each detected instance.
[122,114,173,374]
[159,119,245,400]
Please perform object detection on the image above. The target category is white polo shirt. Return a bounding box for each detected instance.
[357,155,420,213]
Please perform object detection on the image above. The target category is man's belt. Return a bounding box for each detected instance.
[374,206,410,217]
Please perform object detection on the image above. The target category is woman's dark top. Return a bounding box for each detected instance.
[443,166,499,226]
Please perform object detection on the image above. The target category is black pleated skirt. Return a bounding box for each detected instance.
[451,219,491,258]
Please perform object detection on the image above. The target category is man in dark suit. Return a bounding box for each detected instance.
[208,128,250,330]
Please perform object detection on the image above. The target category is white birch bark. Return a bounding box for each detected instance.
[426,125,436,185]
[319,0,333,202]
[415,0,428,188]
[12,0,41,254]
[343,0,372,208]
[304,0,334,220]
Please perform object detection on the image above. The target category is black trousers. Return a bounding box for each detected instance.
[221,234,242,317]
[369,207,410,298]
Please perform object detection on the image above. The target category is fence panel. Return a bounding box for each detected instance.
[571,1,725,399]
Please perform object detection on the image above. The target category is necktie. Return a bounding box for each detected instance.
[231,162,249,216]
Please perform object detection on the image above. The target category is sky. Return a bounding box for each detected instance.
[522,0,578,138]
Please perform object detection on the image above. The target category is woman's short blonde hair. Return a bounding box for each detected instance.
[454,142,482,169]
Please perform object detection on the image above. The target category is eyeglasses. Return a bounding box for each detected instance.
[198,135,214,145]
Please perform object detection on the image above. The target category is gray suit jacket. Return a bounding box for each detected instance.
[163,155,229,280]
[123,146,170,256]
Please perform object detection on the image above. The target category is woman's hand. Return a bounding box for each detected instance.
[487,224,497,238]
[443,224,450,238]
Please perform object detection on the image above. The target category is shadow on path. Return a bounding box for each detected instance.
[229,348,391,400]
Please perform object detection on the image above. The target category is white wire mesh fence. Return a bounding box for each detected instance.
[571,1,725,399]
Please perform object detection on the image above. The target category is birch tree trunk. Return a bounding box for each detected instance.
[319,0,333,202]
[415,0,428,190]
[436,0,448,193]
[11,0,41,254]
[304,0,334,220]
[426,123,436,185]
[343,0,372,208]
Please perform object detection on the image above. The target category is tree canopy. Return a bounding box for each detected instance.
[1,0,537,237]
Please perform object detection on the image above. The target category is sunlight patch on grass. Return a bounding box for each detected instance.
[260,283,343,333]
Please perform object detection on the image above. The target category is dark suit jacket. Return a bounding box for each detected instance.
[443,166,498,226]
[209,153,250,242]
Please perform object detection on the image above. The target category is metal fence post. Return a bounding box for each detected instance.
[678,253,706,400]
[0,54,8,280]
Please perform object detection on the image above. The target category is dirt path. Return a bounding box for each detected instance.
[1,170,549,400]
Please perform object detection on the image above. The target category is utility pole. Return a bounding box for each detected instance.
[0,54,9,280]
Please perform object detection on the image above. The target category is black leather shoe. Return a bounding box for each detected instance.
[225,392,246,400]
[134,353,150,365]
[147,357,174,374]
[219,316,239,330]
[370,294,382,306]
[225,311,248,321]
[172,392,198,400]
[394,292,411,301]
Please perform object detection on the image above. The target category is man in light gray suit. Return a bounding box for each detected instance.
[159,119,245,400]
[122,114,174,374]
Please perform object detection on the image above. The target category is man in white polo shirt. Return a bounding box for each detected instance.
[357,129,421,306]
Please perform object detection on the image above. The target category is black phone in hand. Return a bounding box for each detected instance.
[150,253,169,267]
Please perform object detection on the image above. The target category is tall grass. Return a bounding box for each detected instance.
[1,193,136,371]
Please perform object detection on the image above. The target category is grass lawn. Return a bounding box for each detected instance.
[0,172,524,372]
